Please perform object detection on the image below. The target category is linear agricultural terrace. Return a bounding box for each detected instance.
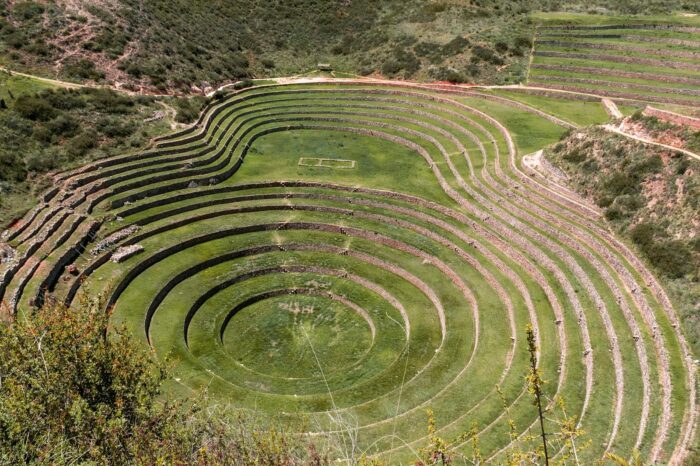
[528,15,700,109]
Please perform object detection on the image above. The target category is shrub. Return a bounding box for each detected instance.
[85,88,135,113]
[442,36,470,56]
[12,1,44,20]
[603,172,638,197]
[46,114,79,138]
[645,240,694,278]
[563,148,586,163]
[44,89,85,110]
[0,148,25,182]
[63,58,105,81]
[66,130,98,158]
[96,117,136,137]
[630,222,694,278]
[13,95,55,121]
[631,222,659,248]
[382,60,402,76]
[174,96,207,123]
[0,299,329,464]
[233,79,254,90]
[514,36,532,49]
[414,41,441,58]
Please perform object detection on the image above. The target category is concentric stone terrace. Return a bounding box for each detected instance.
[0,82,695,463]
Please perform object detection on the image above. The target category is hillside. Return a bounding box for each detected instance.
[1,1,697,93]
[545,123,700,353]
[0,69,198,226]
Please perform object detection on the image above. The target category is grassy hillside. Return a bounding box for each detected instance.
[1,1,697,93]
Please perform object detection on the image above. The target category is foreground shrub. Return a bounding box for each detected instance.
[0,300,328,465]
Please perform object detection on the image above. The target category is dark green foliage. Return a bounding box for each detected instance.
[562,148,586,163]
[0,86,166,226]
[442,36,470,57]
[233,80,255,90]
[630,223,694,278]
[0,0,548,88]
[45,114,79,138]
[471,45,504,65]
[429,67,468,83]
[174,96,208,123]
[96,116,136,137]
[514,36,532,49]
[14,95,56,121]
[63,58,105,81]
[549,128,700,361]
[66,130,98,157]
[382,47,420,78]
[414,41,442,58]
[12,1,44,20]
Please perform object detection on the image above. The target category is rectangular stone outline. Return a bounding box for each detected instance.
[298,157,356,169]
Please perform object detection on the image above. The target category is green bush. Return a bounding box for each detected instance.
[442,36,470,56]
[66,130,98,158]
[63,58,105,81]
[0,300,329,464]
[12,1,44,20]
[13,96,55,121]
[96,117,136,137]
[174,96,207,123]
[233,79,254,90]
[46,114,79,138]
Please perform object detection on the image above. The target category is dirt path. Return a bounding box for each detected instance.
[602,98,623,119]
[0,65,84,89]
[602,124,700,161]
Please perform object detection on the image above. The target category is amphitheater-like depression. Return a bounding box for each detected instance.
[0,82,696,463]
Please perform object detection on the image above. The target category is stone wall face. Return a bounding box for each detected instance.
[643,107,700,131]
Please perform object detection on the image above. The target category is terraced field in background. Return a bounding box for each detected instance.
[529,15,700,108]
[0,82,696,463]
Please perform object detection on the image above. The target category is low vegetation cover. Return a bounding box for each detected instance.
[0,69,206,226]
[0,299,330,465]
[1,1,696,93]
[546,125,700,355]
[1,2,700,465]
[0,81,695,464]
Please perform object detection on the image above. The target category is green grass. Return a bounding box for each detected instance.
[6,82,695,463]
[487,89,610,126]
[527,13,700,112]
[0,70,57,104]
